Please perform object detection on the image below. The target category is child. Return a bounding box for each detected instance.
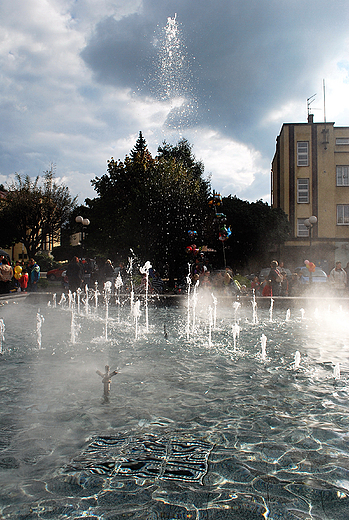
[19,268,28,292]
[262,279,272,297]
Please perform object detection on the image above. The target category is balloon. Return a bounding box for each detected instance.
[14,265,22,280]
[307,262,316,272]
[219,225,231,241]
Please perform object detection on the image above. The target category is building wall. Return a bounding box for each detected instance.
[272,119,349,271]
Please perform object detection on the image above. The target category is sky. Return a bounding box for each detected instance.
[1,0,349,206]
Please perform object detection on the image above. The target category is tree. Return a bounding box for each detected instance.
[0,168,77,258]
[215,196,290,271]
[86,133,211,279]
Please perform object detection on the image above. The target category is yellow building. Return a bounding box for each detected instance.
[272,114,349,272]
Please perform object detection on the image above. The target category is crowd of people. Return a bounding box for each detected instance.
[253,259,349,297]
[0,256,40,294]
[1,252,349,298]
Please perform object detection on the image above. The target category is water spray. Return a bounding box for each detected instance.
[139,261,152,333]
[36,309,44,349]
[0,318,5,354]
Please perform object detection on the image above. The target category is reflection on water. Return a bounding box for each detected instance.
[0,294,349,519]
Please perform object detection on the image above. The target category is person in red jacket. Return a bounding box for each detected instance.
[19,268,29,292]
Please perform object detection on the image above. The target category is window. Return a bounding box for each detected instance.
[297,142,309,166]
[336,166,349,186]
[337,205,349,225]
[336,138,349,145]
[297,178,309,203]
[297,219,309,237]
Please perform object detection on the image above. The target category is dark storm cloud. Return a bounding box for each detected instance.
[81,0,349,150]
[81,14,156,89]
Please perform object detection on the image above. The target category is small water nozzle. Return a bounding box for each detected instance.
[96,365,118,398]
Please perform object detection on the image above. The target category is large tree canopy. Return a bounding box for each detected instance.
[0,168,77,258]
[215,196,291,270]
[85,133,212,278]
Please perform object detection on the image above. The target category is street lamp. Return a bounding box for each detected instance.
[75,215,90,252]
[304,215,317,248]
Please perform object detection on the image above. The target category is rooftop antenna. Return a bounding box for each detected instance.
[307,94,316,120]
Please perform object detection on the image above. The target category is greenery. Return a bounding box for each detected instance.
[0,135,291,278]
[0,167,77,258]
[214,196,291,271]
[84,133,212,282]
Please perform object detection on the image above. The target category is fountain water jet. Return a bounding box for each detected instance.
[269,297,274,321]
[294,350,301,370]
[260,333,267,361]
[0,318,4,354]
[36,309,44,349]
[232,323,240,350]
[139,261,152,333]
[334,362,341,380]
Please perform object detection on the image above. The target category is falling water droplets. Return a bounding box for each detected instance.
[150,14,198,129]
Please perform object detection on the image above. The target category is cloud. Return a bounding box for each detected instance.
[0,0,349,207]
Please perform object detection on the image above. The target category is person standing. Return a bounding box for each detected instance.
[329,261,347,295]
[268,260,282,296]
[66,256,84,293]
[27,258,40,291]
[19,268,29,292]
[0,258,13,294]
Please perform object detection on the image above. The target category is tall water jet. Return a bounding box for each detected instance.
[36,310,44,349]
[76,288,82,315]
[186,263,191,340]
[139,261,152,333]
[70,310,77,344]
[251,291,258,324]
[269,297,274,322]
[115,273,123,305]
[84,285,89,315]
[0,318,4,354]
[94,281,99,309]
[211,293,217,329]
[192,279,199,334]
[152,13,197,130]
[104,281,112,341]
[232,323,240,351]
[133,300,141,340]
[260,334,267,361]
[285,309,291,322]
[127,252,135,312]
[334,363,341,380]
[294,350,301,370]
[208,306,213,347]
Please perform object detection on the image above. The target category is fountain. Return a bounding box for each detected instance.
[1,287,349,519]
[1,12,349,519]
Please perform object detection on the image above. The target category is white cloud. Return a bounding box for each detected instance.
[1,0,349,208]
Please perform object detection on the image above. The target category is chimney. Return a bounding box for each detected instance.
[308,113,314,123]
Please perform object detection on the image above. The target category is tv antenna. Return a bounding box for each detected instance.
[307,94,316,116]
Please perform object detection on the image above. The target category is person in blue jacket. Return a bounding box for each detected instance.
[27,258,40,292]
